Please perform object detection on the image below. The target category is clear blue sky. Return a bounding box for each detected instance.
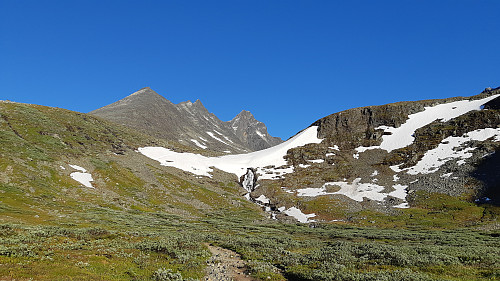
[1,0,499,139]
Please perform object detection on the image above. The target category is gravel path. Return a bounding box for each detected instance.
[203,244,256,281]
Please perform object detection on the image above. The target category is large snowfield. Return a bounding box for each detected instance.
[139,126,323,179]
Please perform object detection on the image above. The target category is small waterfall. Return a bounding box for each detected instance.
[240,168,257,193]
[239,168,279,220]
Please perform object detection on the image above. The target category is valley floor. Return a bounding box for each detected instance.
[0,209,499,281]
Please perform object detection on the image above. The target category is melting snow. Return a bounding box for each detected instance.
[441,172,453,178]
[71,172,94,188]
[406,128,500,175]
[296,178,408,205]
[308,159,324,164]
[69,164,86,172]
[355,94,499,153]
[326,153,335,157]
[371,170,379,177]
[191,139,207,149]
[298,164,311,168]
[69,164,94,188]
[214,131,234,143]
[255,194,270,204]
[390,165,404,173]
[329,145,340,151]
[206,131,230,146]
[388,184,408,200]
[139,126,323,179]
[255,130,267,139]
[393,202,409,209]
[283,207,316,223]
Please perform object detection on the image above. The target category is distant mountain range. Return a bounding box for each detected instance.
[89,87,282,153]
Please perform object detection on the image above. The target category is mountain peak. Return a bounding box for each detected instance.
[228,110,283,151]
[127,87,164,99]
[236,110,254,118]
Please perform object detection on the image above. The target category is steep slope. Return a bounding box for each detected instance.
[90,88,282,153]
[228,110,283,151]
[89,87,185,143]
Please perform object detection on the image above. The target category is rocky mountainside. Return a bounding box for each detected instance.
[227,110,283,151]
[90,87,281,153]
[137,87,500,225]
[259,87,500,221]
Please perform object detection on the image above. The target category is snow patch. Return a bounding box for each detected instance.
[283,207,316,223]
[441,172,453,178]
[296,179,409,205]
[69,164,86,172]
[393,202,409,209]
[329,145,340,151]
[406,128,500,175]
[255,130,267,140]
[388,184,408,200]
[255,195,270,204]
[70,172,94,188]
[308,159,324,164]
[206,131,230,146]
[191,139,207,149]
[393,174,400,182]
[355,94,500,153]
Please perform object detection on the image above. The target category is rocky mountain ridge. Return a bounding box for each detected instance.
[228,110,283,151]
[90,87,283,153]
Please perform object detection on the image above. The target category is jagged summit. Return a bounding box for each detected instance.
[228,110,283,151]
[90,88,282,153]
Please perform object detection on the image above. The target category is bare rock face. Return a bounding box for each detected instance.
[90,87,183,140]
[90,88,283,153]
[228,110,283,151]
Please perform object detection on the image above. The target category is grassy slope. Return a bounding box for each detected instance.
[0,101,499,280]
